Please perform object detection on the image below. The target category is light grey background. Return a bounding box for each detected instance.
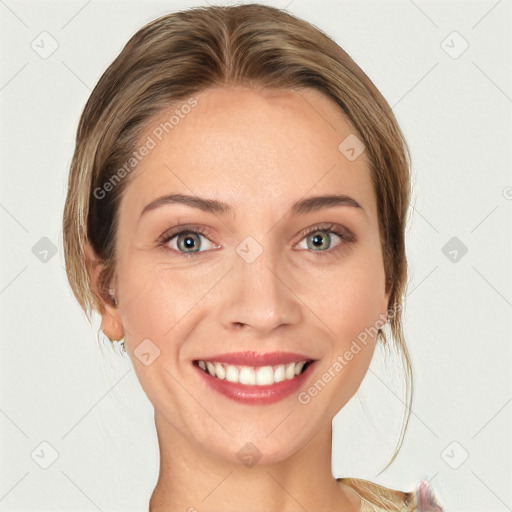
[1,0,511,511]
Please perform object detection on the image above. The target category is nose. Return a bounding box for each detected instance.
[219,244,302,335]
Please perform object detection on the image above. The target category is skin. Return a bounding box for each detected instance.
[85,86,390,512]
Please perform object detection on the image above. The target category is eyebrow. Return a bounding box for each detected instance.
[139,193,366,219]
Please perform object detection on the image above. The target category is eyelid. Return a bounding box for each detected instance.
[296,222,355,243]
[157,224,215,244]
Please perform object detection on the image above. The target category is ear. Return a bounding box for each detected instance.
[83,241,124,341]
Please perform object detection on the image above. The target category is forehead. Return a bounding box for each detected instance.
[121,86,375,220]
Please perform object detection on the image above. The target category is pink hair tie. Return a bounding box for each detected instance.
[415,480,444,511]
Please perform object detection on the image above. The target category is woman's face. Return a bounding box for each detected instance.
[107,86,389,464]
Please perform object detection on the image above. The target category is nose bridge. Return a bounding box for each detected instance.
[219,236,301,332]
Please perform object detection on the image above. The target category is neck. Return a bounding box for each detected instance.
[148,411,358,512]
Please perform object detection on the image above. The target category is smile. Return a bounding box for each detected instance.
[196,359,312,386]
[192,352,317,405]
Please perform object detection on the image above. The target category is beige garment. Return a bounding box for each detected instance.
[338,477,445,512]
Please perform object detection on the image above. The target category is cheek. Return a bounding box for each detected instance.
[328,272,383,336]
[307,248,386,341]
[303,265,383,417]
[116,263,195,408]
[117,256,209,342]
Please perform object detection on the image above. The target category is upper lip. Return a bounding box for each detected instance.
[194,351,315,367]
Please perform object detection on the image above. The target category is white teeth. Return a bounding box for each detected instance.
[239,367,255,385]
[256,366,274,385]
[294,361,306,375]
[273,364,285,383]
[214,362,225,380]
[285,362,295,380]
[206,361,215,377]
[197,360,310,385]
[226,365,238,383]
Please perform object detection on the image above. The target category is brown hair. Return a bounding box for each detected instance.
[62,3,413,500]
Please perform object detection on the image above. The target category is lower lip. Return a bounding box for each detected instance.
[194,361,316,405]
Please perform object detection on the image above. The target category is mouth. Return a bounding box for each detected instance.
[192,352,317,405]
[194,359,313,386]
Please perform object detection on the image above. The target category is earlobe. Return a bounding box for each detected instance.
[82,241,125,341]
[100,309,125,342]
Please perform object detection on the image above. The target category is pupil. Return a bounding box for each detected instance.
[309,231,329,250]
[180,233,199,252]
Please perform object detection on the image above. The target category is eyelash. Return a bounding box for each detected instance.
[157,223,355,257]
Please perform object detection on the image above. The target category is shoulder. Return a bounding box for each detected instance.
[337,477,444,512]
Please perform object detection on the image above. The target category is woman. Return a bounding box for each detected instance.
[62,4,445,511]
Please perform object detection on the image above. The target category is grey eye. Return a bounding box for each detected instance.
[299,230,342,251]
[176,232,202,252]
